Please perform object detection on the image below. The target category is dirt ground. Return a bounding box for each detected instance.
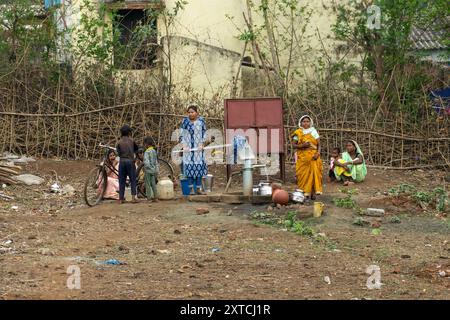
[0,159,449,300]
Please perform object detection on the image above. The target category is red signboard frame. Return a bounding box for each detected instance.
[224,97,286,182]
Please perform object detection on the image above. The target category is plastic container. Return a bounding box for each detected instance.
[156,177,174,200]
[313,202,324,217]
[366,208,385,216]
[180,178,191,196]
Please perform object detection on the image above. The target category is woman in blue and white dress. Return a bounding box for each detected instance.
[180,105,208,195]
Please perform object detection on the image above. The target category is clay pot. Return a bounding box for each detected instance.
[272,188,289,206]
[271,183,282,195]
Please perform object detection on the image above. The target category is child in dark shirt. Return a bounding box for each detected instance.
[116,125,139,203]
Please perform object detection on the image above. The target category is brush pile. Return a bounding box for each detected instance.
[0,162,22,185]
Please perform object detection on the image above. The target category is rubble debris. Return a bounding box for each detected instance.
[196,207,210,215]
[12,174,45,186]
[61,185,75,196]
[0,192,14,200]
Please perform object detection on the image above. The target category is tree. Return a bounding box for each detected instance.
[332,0,449,125]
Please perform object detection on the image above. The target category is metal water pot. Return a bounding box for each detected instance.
[292,189,305,203]
[258,182,272,196]
[202,174,214,193]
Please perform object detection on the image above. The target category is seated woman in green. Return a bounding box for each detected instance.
[334,140,367,186]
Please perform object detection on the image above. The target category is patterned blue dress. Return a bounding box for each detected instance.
[180,116,208,181]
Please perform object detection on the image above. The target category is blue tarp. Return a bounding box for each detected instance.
[430,87,450,116]
[44,0,61,9]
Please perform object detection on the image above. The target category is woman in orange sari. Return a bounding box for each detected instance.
[291,115,323,200]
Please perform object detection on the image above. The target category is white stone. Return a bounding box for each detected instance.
[12,174,45,186]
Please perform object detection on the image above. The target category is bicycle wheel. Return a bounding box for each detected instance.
[84,166,107,207]
[136,164,147,198]
[158,158,175,181]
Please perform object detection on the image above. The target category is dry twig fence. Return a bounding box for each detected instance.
[1,102,449,170]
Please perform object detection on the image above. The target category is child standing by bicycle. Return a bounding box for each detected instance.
[143,136,159,202]
[116,125,139,204]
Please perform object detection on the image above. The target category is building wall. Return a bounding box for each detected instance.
[55,0,342,100]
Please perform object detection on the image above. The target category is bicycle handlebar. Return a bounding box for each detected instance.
[99,143,117,151]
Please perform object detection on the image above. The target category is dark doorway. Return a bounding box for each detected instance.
[113,9,158,69]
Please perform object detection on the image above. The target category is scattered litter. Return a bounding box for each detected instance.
[102,259,126,265]
[157,249,170,254]
[13,156,36,164]
[425,244,432,247]
[51,182,61,193]
[212,248,220,253]
[0,247,12,254]
[11,205,18,211]
[227,210,233,216]
[324,276,331,284]
[438,271,446,277]
[2,239,13,246]
[0,192,14,200]
[2,184,6,188]
[401,254,411,259]
[12,174,45,186]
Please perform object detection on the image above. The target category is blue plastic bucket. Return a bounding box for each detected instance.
[180,179,191,196]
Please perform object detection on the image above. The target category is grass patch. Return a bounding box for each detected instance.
[389,216,401,224]
[333,188,360,210]
[250,210,337,250]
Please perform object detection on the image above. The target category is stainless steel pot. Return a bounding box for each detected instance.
[258,182,272,196]
[292,189,305,203]
[202,174,214,193]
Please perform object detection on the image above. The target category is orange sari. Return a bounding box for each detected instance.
[292,129,323,196]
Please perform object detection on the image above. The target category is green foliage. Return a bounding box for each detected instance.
[0,0,59,71]
[389,216,401,224]
[333,188,358,209]
[353,217,366,226]
[333,197,356,209]
[251,210,316,237]
[371,228,382,235]
[331,0,449,121]
[388,183,448,213]
[433,187,447,213]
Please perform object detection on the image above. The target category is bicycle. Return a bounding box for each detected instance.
[83,143,175,207]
